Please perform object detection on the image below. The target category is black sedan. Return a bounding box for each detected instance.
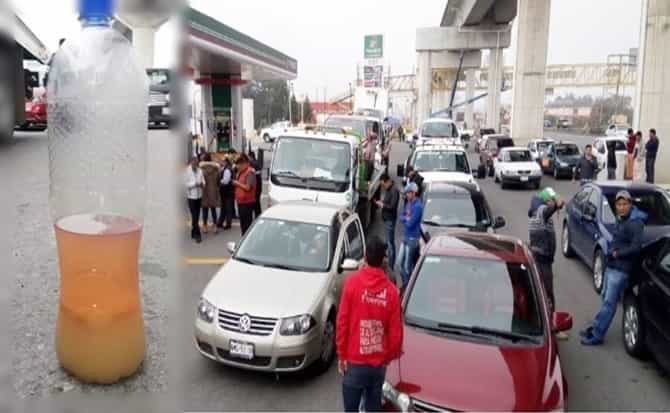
[420,181,505,241]
[623,234,670,373]
[539,142,581,179]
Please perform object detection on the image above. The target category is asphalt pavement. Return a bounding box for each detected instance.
[4,129,668,408]
[6,129,177,398]
[180,133,670,411]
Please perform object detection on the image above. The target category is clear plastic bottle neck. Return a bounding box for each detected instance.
[81,16,112,27]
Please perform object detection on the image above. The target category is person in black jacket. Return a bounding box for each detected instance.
[249,151,263,219]
[216,158,235,230]
[375,173,400,271]
[645,128,660,183]
[606,141,618,180]
[581,190,646,346]
[573,144,599,183]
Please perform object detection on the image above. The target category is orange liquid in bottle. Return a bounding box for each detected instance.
[54,214,145,384]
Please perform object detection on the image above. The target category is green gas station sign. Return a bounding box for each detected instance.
[364,34,383,59]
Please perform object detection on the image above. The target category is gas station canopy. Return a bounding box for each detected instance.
[183,7,297,153]
[185,7,297,81]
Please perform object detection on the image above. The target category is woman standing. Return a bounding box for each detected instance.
[200,153,222,234]
[633,131,647,182]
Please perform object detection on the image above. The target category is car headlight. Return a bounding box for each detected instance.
[165,93,170,103]
[383,381,412,412]
[197,297,216,323]
[279,314,315,336]
[559,161,568,167]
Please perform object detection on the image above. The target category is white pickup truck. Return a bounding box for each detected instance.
[0,8,50,140]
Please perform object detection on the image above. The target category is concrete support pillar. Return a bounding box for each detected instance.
[131,27,156,69]
[417,51,432,126]
[634,0,670,183]
[487,48,503,131]
[232,85,244,151]
[465,69,475,129]
[511,0,551,145]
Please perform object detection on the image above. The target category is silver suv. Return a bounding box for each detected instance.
[194,201,366,372]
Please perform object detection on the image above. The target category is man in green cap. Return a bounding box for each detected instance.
[528,188,565,328]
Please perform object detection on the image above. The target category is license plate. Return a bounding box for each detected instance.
[229,340,254,360]
[162,107,171,115]
[520,176,529,182]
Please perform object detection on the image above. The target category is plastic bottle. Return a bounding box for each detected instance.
[47,0,148,384]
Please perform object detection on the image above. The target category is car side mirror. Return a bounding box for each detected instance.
[493,216,506,229]
[552,311,573,333]
[226,242,236,254]
[397,164,405,177]
[340,258,359,272]
[413,133,418,140]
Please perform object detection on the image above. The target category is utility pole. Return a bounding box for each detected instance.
[288,81,293,124]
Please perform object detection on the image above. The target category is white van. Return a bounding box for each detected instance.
[268,129,383,228]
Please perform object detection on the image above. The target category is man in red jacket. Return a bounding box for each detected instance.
[336,236,403,412]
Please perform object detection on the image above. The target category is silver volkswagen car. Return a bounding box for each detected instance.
[194,201,366,372]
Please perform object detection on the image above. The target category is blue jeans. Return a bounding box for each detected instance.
[342,364,385,412]
[397,238,420,290]
[591,268,628,340]
[383,220,396,270]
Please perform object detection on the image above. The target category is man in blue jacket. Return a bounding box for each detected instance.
[581,190,646,345]
[397,182,423,290]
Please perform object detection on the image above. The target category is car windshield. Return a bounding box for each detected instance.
[505,150,532,162]
[423,193,490,227]
[405,256,544,339]
[603,191,670,226]
[413,151,469,173]
[272,137,351,182]
[147,69,169,87]
[235,218,334,272]
[537,141,552,152]
[556,145,579,156]
[325,117,376,138]
[497,138,514,149]
[422,122,458,138]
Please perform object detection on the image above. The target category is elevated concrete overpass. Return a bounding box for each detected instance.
[420,0,670,183]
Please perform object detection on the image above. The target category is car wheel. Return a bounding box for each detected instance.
[562,223,575,258]
[593,249,605,294]
[312,315,336,374]
[623,294,648,358]
[533,180,541,190]
[263,134,270,143]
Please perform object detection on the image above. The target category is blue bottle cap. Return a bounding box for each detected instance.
[78,0,114,20]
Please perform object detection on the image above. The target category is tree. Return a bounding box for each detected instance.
[302,96,313,123]
[290,94,300,125]
[242,80,290,129]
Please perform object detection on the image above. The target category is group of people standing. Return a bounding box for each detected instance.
[527,186,646,346]
[572,128,660,184]
[624,128,659,183]
[376,172,424,292]
[184,147,263,243]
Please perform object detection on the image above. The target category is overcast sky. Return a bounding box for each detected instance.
[15,0,642,100]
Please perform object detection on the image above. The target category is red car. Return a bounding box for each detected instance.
[20,97,47,131]
[383,232,573,412]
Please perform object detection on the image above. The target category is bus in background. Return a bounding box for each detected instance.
[0,8,50,140]
[147,68,173,128]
